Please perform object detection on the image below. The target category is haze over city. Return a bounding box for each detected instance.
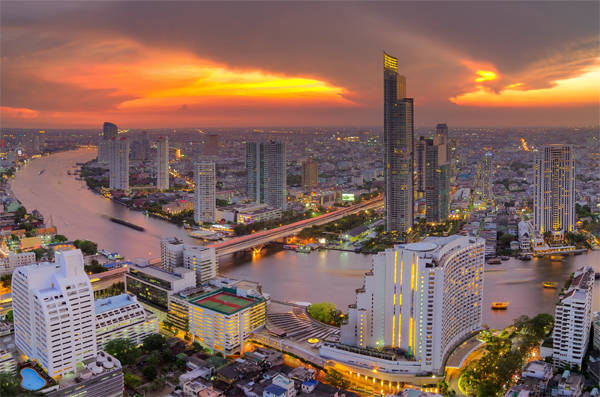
[1,1,599,128]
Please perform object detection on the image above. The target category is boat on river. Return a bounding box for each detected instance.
[109,217,145,232]
[549,255,563,261]
[296,245,311,253]
[487,257,502,265]
[542,281,557,289]
[491,302,509,310]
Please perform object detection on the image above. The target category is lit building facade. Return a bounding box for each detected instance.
[109,137,129,190]
[98,122,118,164]
[170,288,266,355]
[328,236,485,375]
[156,136,169,190]
[246,140,287,210]
[12,249,97,377]
[553,266,595,369]
[95,293,159,349]
[533,144,575,241]
[161,236,184,271]
[481,151,492,201]
[383,52,413,233]
[194,161,216,224]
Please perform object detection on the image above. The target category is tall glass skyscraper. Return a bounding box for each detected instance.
[246,140,287,210]
[156,136,169,191]
[383,52,413,232]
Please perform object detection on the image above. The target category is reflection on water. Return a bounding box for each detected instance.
[12,149,600,330]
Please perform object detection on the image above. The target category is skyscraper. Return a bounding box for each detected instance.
[329,236,485,375]
[98,122,118,163]
[434,123,450,165]
[109,136,129,190]
[156,136,169,190]
[205,133,219,156]
[534,144,575,241]
[416,136,426,195]
[103,122,118,140]
[302,157,318,191]
[182,246,217,286]
[194,161,216,224]
[160,237,184,272]
[246,140,287,210]
[12,249,97,377]
[383,52,413,232]
[424,139,440,222]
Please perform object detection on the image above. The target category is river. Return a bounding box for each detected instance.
[11,148,600,329]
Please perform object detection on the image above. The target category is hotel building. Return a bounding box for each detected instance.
[194,161,216,224]
[109,136,129,191]
[383,52,413,233]
[12,249,97,377]
[553,266,595,369]
[302,157,318,191]
[161,236,185,272]
[95,293,159,349]
[323,236,485,376]
[533,144,575,241]
[169,287,266,355]
[183,245,217,286]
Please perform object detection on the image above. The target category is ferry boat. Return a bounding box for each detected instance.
[283,244,298,250]
[549,255,563,261]
[38,169,45,175]
[542,281,557,289]
[491,302,509,310]
[487,258,502,265]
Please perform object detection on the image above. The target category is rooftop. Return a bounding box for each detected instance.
[95,293,138,314]
[128,263,193,282]
[190,288,263,315]
[265,383,287,396]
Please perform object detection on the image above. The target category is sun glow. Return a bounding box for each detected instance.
[474,70,497,82]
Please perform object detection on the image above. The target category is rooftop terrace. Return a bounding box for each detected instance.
[190,289,262,315]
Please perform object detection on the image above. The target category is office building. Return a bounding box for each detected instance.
[109,136,129,190]
[533,144,575,241]
[157,136,170,190]
[161,236,184,271]
[205,133,220,156]
[183,245,217,286]
[424,139,439,222]
[302,157,318,190]
[480,151,493,201]
[170,287,266,355]
[324,236,485,375]
[246,140,287,210]
[12,249,97,377]
[125,263,195,311]
[103,122,118,140]
[194,161,216,224]
[553,266,595,369]
[95,294,158,349]
[98,122,118,163]
[383,52,413,232]
[434,123,450,165]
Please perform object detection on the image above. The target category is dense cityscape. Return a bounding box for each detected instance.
[0,2,599,397]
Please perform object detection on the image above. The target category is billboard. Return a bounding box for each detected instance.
[341,193,355,202]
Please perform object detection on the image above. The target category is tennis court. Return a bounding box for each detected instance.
[193,291,256,314]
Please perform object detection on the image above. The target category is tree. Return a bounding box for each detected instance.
[176,357,187,371]
[105,338,140,366]
[308,302,342,326]
[4,310,13,323]
[0,274,11,288]
[142,333,167,352]
[124,371,141,389]
[146,350,162,367]
[73,239,98,256]
[33,247,46,261]
[53,234,68,243]
[142,365,157,381]
[325,369,350,390]
[0,371,20,396]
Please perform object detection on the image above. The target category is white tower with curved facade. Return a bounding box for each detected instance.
[328,235,485,375]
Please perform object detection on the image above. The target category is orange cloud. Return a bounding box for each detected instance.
[451,62,600,107]
[1,106,40,119]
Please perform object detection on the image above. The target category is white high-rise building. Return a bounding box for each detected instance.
[553,266,595,369]
[12,249,97,377]
[160,237,184,272]
[109,136,129,190]
[183,246,217,286]
[194,161,216,224]
[325,235,485,375]
[246,140,287,210]
[534,144,575,241]
[156,136,169,190]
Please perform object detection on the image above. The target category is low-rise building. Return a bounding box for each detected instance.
[0,348,16,375]
[1,251,36,274]
[551,370,584,397]
[235,204,282,224]
[95,293,159,349]
[264,383,287,397]
[272,374,296,397]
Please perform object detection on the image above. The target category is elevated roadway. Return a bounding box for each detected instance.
[208,195,383,257]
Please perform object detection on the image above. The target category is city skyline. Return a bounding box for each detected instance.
[1,1,599,129]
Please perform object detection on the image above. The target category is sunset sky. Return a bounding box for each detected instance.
[1,1,599,128]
